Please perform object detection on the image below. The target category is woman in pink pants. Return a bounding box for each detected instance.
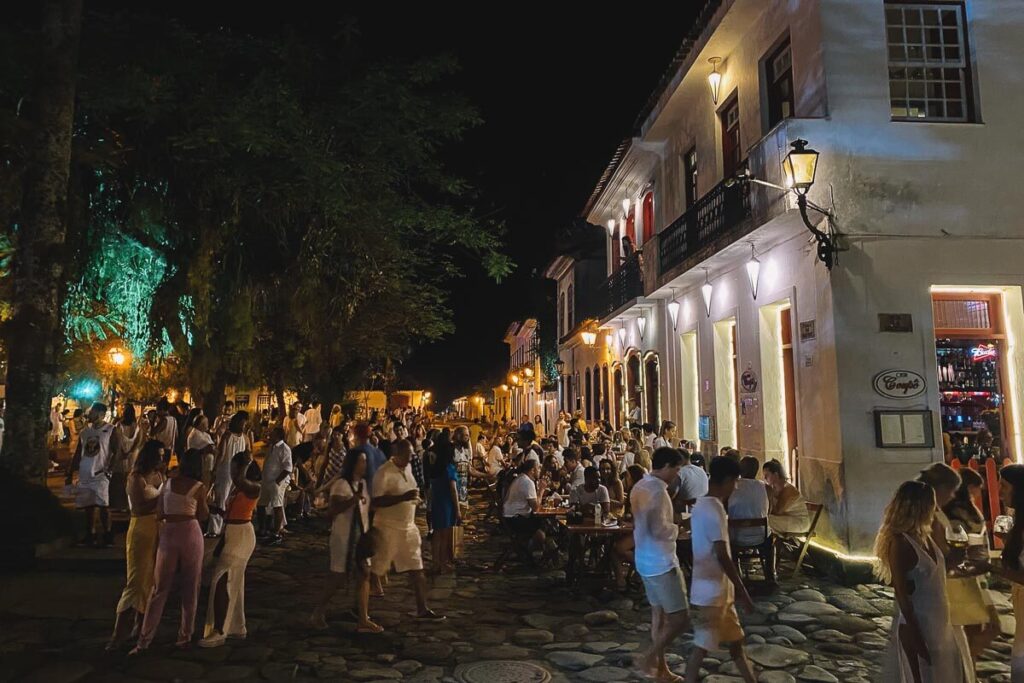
[131,449,209,653]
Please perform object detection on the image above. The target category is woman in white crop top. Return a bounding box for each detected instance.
[132,450,209,654]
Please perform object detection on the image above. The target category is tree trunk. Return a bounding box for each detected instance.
[201,373,227,422]
[273,374,286,427]
[2,0,82,478]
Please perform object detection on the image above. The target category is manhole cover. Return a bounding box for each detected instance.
[454,660,551,683]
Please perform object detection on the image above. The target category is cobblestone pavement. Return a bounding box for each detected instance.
[1,494,1016,683]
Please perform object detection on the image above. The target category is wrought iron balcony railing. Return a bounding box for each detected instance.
[599,253,643,317]
[658,176,751,275]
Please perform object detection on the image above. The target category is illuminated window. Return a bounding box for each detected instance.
[886,2,973,122]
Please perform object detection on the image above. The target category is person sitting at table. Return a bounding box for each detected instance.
[570,466,611,519]
[563,450,585,491]
[502,459,548,551]
[762,459,809,535]
[541,455,565,500]
[727,456,774,585]
[618,438,639,474]
[542,438,564,467]
[599,458,625,514]
[672,448,709,513]
[591,442,609,469]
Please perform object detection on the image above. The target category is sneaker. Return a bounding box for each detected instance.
[266,534,284,547]
[197,632,226,648]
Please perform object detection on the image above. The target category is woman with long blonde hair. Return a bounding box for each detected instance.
[876,480,969,683]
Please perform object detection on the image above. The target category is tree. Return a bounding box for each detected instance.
[2,0,82,477]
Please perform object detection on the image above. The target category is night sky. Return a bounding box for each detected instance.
[98,2,708,405]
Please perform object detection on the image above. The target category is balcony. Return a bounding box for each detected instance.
[599,253,644,318]
[658,176,751,277]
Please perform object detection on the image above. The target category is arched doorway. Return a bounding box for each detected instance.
[613,365,624,428]
[626,352,642,426]
[584,370,592,421]
[592,365,602,425]
[644,353,661,428]
[601,365,610,425]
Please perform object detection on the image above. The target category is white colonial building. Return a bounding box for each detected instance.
[548,0,1024,559]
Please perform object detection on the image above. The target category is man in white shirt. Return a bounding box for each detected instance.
[371,439,443,620]
[302,402,322,442]
[485,438,505,478]
[569,467,610,517]
[283,403,305,448]
[642,423,657,450]
[686,456,756,683]
[673,449,709,508]
[502,459,548,549]
[563,450,585,490]
[630,447,688,681]
[212,401,234,437]
[727,456,774,583]
[260,427,293,544]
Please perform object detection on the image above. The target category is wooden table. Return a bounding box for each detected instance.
[535,508,569,518]
[565,522,634,585]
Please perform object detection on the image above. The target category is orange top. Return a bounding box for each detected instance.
[226,491,259,522]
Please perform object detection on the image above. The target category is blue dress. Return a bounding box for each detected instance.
[429,462,459,530]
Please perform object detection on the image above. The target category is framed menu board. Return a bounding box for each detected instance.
[874,409,934,449]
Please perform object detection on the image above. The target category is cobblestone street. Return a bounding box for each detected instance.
[1,494,1016,682]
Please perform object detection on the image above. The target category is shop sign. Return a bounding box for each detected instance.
[872,369,926,399]
[970,344,997,362]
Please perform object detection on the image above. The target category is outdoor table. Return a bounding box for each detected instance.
[565,522,634,585]
[535,507,569,517]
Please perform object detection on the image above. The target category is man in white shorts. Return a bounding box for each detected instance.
[370,439,443,620]
[260,427,292,545]
[631,446,689,682]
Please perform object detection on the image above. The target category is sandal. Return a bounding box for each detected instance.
[411,609,446,621]
[356,621,384,634]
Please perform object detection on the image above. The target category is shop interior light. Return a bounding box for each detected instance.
[745,243,761,300]
[701,269,714,318]
[636,315,647,340]
[707,57,723,105]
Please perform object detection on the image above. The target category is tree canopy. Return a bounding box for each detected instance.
[1,10,510,436]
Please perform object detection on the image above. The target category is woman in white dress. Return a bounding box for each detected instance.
[310,449,380,633]
[208,412,251,537]
[875,479,969,683]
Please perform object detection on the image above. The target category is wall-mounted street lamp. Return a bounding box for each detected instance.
[707,57,723,105]
[510,374,519,385]
[108,346,128,367]
[745,243,761,300]
[732,138,837,269]
[523,367,534,378]
[605,332,614,348]
[667,288,680,330]
[580,330,597,347]
[701,269,713,318]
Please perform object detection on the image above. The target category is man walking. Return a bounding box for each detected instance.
[260,426,293,545]
[370,439,444,620]
[685,456,757,683]
[631,447,689,682]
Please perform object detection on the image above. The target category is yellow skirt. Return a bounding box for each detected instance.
[116,515,158,614]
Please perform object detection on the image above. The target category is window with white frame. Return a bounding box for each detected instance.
[886,2,973,121]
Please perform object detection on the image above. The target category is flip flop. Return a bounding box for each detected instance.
[409,609,446,621]
[356,622,384,634]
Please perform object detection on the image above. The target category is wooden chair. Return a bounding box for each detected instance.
[776,502,824,576]
[728,517,770,579]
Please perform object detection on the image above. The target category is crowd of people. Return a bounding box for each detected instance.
[58,397,1024,681]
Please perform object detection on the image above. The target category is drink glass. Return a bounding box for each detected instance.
[995,515,1014,535]
[946,522,969,573]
